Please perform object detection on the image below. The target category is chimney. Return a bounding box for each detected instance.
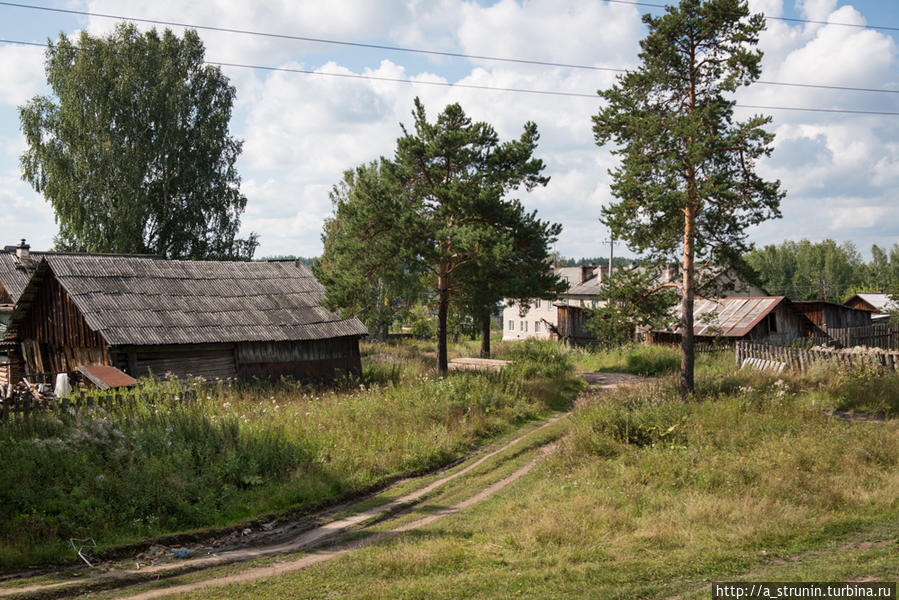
[580,263,595,283]
[16,239,30,261]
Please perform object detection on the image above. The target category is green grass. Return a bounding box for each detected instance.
[177,348,898,599]
[572,343,681,376]
[0,338,579,571]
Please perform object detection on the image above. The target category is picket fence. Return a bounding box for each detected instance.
[0,389,197,423]
[735,340,899,375]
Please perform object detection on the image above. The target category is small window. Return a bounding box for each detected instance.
[534,321,541,333]
[535,299,541,309]
[508,320,514,330]
[521,320,527,332]
[768,313,777,333]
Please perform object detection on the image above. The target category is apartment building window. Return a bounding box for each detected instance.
[521,320,528,332]
[508,320,514,330]
[534,321,541,333]
[535,299,541,309]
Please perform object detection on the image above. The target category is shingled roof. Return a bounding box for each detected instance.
[8,255,367,346]
[0,252,38,303]
[0,249,163,304]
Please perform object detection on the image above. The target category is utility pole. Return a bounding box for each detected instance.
[603,233,616,278]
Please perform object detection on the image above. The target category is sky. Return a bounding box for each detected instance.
[0,0,897,260]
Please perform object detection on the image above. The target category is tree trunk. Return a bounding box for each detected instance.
[681,34,697,400]
[681,204,696,399]
[480,313,491,358]
[436,265,449,375]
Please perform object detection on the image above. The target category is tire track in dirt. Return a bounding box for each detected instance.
[4,371,639,600]
[123,444,558,600]
[3,413,569,600]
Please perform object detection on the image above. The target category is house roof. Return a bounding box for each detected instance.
[0,249,163,304]
[845,293,897,313]
[661,296,788,337]
[7,255,367,346]
[553,267,586,286]
[0,252,37,303]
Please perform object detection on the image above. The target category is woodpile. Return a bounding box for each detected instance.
[1,378,53,403]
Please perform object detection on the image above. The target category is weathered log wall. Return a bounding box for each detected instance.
[17,273,109,376]
[236,336,362,381]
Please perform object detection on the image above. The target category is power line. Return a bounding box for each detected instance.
[0,1,629,73]
[1,0,897,96]
[3,38,898,116]
[603,0,899,32]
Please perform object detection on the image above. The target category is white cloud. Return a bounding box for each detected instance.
[0,171,56,249]
[1,0,897,260]
[795,0,839,23]
[84,0,410,66]
[0,44,46,106]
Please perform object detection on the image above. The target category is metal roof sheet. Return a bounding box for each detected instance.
[676,296,786,337]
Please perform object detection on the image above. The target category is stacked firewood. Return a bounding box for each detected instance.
[0,379,54,403]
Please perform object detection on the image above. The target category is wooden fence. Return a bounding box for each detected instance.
[823,322,899,350]
[735,340,899,375]
[0,389,197,423]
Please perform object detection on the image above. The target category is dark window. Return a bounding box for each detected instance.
[768,312,777,333]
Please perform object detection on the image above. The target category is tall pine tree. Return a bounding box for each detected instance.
[593,0,783,397]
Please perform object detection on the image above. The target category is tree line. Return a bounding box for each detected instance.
[745,240,899,303]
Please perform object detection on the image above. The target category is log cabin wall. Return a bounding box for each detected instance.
[16,272,109,376]
[111,344,238,380]
[236,336,362,381]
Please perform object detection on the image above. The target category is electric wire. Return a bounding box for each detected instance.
[2,38,898,115]
[602,0,899,32]
[1,0,898,97]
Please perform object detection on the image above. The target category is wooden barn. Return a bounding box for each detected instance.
[3,255,367,383]
[0,241,168,385]
[844,293,897,322]
[791,301,872,331]
[648,296,820,346]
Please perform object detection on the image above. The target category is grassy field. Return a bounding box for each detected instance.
[0,336,580,570]
[171,346,898,600]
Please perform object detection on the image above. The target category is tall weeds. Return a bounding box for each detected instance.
[0,342,576,569]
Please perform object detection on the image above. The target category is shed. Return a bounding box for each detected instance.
[843,293,897,321]
[4,256,367,382]
[791,301,872,330]
[553,304,596,345]
[648,296,820,346]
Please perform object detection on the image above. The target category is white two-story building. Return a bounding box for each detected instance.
[502,265,606,340]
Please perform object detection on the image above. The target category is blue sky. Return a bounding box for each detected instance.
[1,0,897,260]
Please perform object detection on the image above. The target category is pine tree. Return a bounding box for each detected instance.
[593,0,783,397]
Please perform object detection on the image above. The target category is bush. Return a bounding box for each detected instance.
[575,344,680,376]
[503,338,574,379]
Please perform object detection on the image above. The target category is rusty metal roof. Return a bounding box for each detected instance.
[77,364,138,389]
[8,256,367,346]
[690,296,786,337]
